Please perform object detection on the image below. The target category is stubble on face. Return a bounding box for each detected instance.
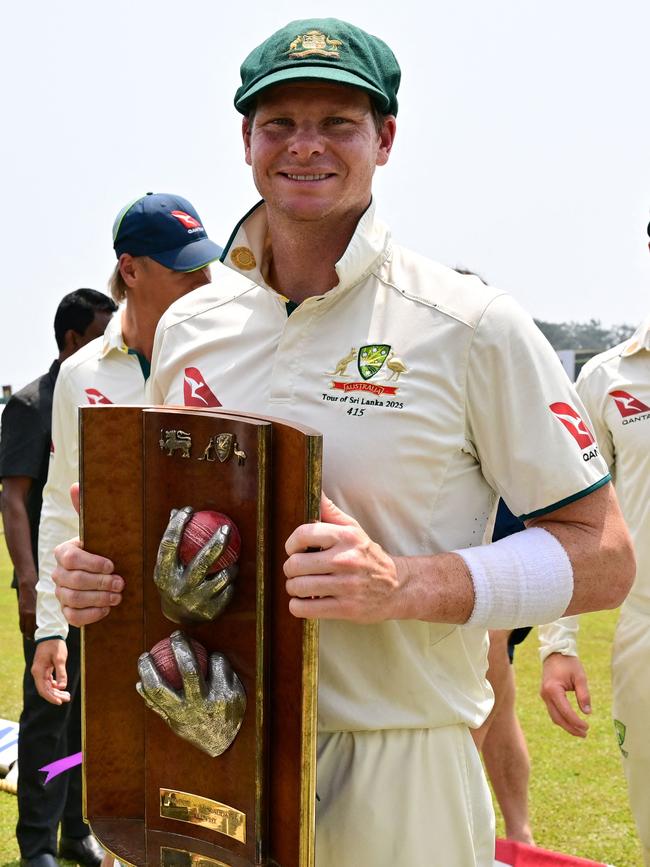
[243,82,395,229]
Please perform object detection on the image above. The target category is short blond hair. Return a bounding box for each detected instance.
[109,256,148,302]
[109,263,128,302]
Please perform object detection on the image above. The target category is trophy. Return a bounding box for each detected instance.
[79,405,321,867]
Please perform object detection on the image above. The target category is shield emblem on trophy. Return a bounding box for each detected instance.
[79,405,321,867]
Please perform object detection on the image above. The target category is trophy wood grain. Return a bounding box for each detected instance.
[142,410,271,864]
[80,406,146,824]
[162,407,322,864]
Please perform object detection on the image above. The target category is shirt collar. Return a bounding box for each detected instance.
[100,308,128,358]
[621,315,650,356]
[221,199,391,298]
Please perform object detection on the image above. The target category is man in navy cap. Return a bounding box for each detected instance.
[52,22,634,866]
[28,193,220,867]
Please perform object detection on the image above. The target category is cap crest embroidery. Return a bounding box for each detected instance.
[287,30,343,60]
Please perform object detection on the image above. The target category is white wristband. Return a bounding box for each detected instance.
[454,527,573,629]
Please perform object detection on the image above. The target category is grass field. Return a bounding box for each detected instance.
[508,613,642,866]
[0,533,77,867]
[0,532,642,865]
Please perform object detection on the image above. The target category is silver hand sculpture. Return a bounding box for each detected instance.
[154,506,236,623]
[136,631,246,757]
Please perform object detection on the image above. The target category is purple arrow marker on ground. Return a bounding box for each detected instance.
[39,751,83,784]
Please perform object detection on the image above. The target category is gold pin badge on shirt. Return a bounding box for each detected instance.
[230,246,257,271]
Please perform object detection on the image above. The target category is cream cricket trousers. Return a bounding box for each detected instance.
[315,724,495,866]
[612,604,650,866]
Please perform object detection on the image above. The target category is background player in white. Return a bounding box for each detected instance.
[51,19,635,866]
[539,221,650,864]
[0,289,116,867]
[32,192,221,704]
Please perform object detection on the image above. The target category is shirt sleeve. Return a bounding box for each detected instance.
[0,395,48,480]
[35,372,79,641]
[538,616,579,661]
[465,294,610,520]
[575,364,615,475]
[536,362,614,663]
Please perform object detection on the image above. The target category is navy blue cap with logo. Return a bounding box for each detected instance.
[112,192,222,272]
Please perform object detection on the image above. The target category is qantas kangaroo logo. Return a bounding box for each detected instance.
[85,388,113,405]
[171,210,201,230]
[183,367,221,407]
[609,390,650,418]
[549,402,595,450]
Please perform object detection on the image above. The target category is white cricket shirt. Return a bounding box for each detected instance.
[150,201,609,732]
[35,311,147,642]
[540,317,650,657]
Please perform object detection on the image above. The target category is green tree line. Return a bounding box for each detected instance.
[535,319,635,351]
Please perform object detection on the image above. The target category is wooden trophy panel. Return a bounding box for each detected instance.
[143,410,271,864]
[81,406,145,828]
[160,407,321,865]
[80,406,321,867]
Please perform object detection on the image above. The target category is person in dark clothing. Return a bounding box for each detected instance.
[0,288,116,867]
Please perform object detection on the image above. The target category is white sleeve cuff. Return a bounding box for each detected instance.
[538,615,579,662]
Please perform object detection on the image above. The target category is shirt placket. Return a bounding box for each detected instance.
[268,295,325,406]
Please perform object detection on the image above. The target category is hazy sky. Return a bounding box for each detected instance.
[1,0,649,389]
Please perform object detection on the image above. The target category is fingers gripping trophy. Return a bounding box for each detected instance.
[80,406,321,867]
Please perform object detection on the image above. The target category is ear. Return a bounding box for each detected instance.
[242,116,253,166]
[63,328,84,353]
[118,253,140,289]
[376,115,397,167]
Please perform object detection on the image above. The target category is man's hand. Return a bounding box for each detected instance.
[31,639,70,705]
[540,652,591,738]
[51,482,123,626]
[53,537,124,627]
[154,507,236,623]
[18,579,37,640]
[136,631,246,757]
[284,493,408,622]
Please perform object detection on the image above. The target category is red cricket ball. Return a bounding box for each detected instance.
[178,510,241,575]
[149,636,209,690]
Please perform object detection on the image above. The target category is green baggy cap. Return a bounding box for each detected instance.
[234,18,401,116]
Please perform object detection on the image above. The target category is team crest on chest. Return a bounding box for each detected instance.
[326,344,409,397]
[358,344,390,380]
